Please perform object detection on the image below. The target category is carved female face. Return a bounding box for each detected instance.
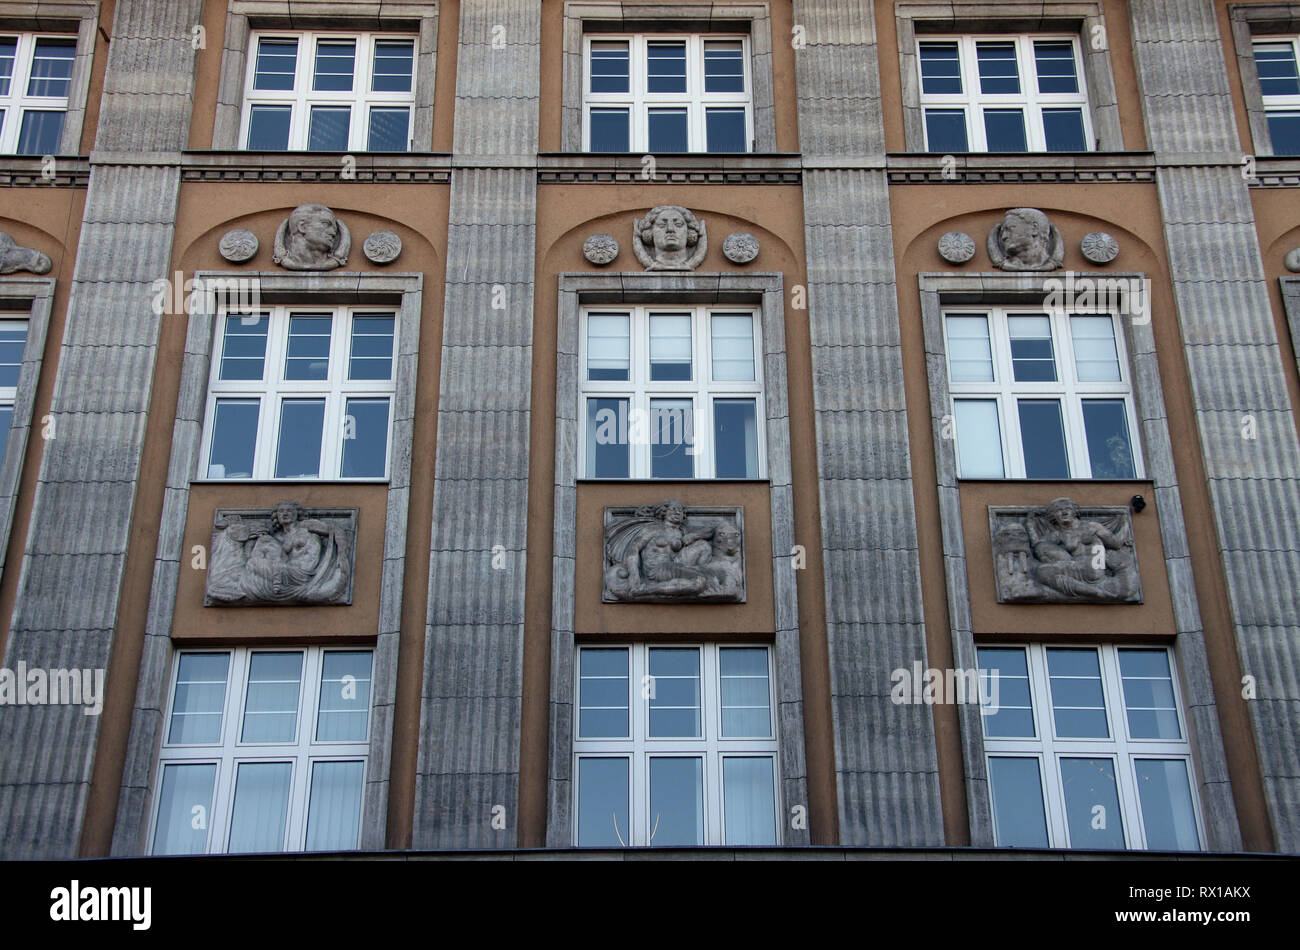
[1047,501,1079,530]
[273,503,300,527]
[662,502,686,525]
[652,211,688,252]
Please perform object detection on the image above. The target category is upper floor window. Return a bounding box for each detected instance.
[0,34,76,154]
[580,305,764,479]
[584,34,751,153]
[151,647,374,855]
[918,35,1091,152]
[979,644,1202,851]
[944,308,1140,479]
[0,317,27,471]
[1253,38,1300,155]
[201,305,396,480]
[241,31,416,151]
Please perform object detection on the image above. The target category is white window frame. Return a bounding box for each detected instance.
[980,643,1205,850]
[582,33,753,153]
[150,646,373,854]
[1252,36,1300,152]
[572,643,781,847]
[578,305,765,479]
[199,304,398,481]
[917,34,1094,152]
[239,29,417,151]
[944,306,1143,479]
[0,32,76,155]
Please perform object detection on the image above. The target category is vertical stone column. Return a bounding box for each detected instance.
[1129,0,1300,851]
[414,0,540,850]
[791,0,943,845]
[0,0,203,859]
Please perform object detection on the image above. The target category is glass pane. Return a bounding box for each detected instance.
[1018,399,1070,478]
[589,40,629,94]
[924,109,968,152]
[720,647,770,737]
[713,398,758,479]
[247,105,292,150]
[589,108,629,152]
[988,757,1049,847]
[367,107,409,151]
[954,399,1004,478]
[723,757,777,845]
[711,314,755,381]
[648,108,689,152]
[349,314,395,380]
[704,40,745,92]
[945,314,994,382]
[274,399,326,478]
[227,761,292,853]
[1034,41,1080,93]
[254,38,298,91]
[650,398,694,478]
[919,42,962,94]
[27,38,75,97]
[1082,399,1136,479]
[984,109,1027,151]
[1048,648,1109,738]
[1043,108,1087,151]
[16,110,63,155]
[208,398,259,478]
[0,38,15,96]
[649,757,703,845]
[1135,759,1199,850]
[220,314,269,381]
[285,315,332,379]
[1060,756,1126,849]
[1009,314,1056,381]
[152,763,216,855]
[976,41,1020,94]
[313,39,355,92]
[372,39,414,92]
[579,648,629,738]
[587,313,630,381]
[1255,42,1300,97]
[0,322,27,387]
[305,760,364,851]
[0,405,12,474]
[648,648,700,738]
[241,652,303,743]
[650,313,692,380]
[577,757,629,847]
[168,653,230,745]
[978,647,1034,738]
[340,397,389,478]
[586,397,629,478]
[1266,111,1300,155]
[647,40,686,93]
[706,108,747,152]
[308,105,350,150]
[1070,315,1121,382]
[317,651,373,741]
[1120,649,1180,740]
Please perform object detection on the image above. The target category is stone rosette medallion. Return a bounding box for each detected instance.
[1080,231,1120,264]
[583,233,619,265]
[937,231,976,264]
[990,498,1141,604]
[603,499,745,603]
[218,229,259,263]
[363,230,402,264]
[722,232,760,264]
[987,207,1065,271]
[633,205,707,271]
[1285,247,1300,273]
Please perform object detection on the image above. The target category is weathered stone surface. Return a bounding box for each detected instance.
[0,232,51,275]
[987,208,1064,271]
[273,203,350,270]
[362,230,402,264]
[218,229,258,263]
[603,500,745,604]
[937,231,975,264]
[582,233,619,265]
[633,205,707,271]
[722,232,760,264]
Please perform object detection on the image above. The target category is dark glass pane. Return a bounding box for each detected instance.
[372,39,414,92]
[1256,43,1300,97]
[0,404,12,474]
[713,398,758,478]
[0,323,27,387]
[308,106,350,150]
[1018,399,1070,478]
[589,108,629,152]
[208,399,259,478]
[254,39,298,91]
[577,757,629,847]
[586,397,629,478]
[589,41,629,94]
[1135,760,1199,850]
[16,110,63,155]
[648,109,688,152]
[1043,108,1087,151]
[704,41,745,92]
[976,41,1020,94]
[988,757,1049,847]
[367,107,409,151]
[984,109,1027,151]
[313,39,355,92]
[578,648,629,738]
[340,397,389,478]
[349,314,394,380]
[924,109,968,152]
[1060,757,1126,849]
[1048,648,1108,738]
[1008,315,1056,381]
[978,647,1034,738]
[27,38,75,97]
[247,105,291,150]
[1034,41,1080,93]
[275,399,326,478]
[649,757,704,845]
[1082,399,1136,479]
[1267,111,1300,155]
[285,315,332,380]
[0,38,16,96]
[650,399,694,478]
[919,42,962,94]
[647,40,686,93]
[706,108,747,152]
[219,314,269,381]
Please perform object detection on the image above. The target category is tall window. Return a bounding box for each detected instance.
[0,33,76,154]
[241,31,416,151]
[584,34,751,152]
[918,35,1091,152]
[0,318,27,472]
[201,306,397,480]
[580,306,764,479]
[574,644,780,847]
[944,308,1140,479]
[1253,38,1300,155]
[151,647,373,854]
[978,644,1202,851]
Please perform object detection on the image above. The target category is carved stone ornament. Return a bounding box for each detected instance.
[1285,247,1300,273]
[987,208,1065,272]
[583,233,619,265]
[937,231,976,264]
[0,231,52,275]
[990,498,1142,604]
[1080,231,1120,264]
[633,205,707,271]
[722,232,760,264]
[363,230,402,264]
[272,203,351,270]
[205,501,356,606]
[603,500,745,603]
[218,229,259,263]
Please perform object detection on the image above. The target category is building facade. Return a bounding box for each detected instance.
[0,0,1296,858]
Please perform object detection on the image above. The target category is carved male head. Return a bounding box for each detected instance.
[999,208,1050,263]
[712,522,742,555]
[274,204,349,269]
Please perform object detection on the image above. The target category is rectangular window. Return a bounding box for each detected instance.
[1254,39,1300,155]
[242,31,415,151]
[944,308,1140,479]
[978,644,1203,851]
[0,318,27,473]
[580,306,764,479]
[201,306,396,480]
[0,34,74,154]
[917,35,1092,153]
[151,647,373,854]
[573,644,779,847]
[584,35,752,153]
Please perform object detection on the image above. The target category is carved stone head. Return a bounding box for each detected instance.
[634,205,707,270]
[988,207,1063,271]
[0,230,52,275]
[272,499,306,528]
[656,498,687,526]
[1045,497,1080,529]
[274,203,350,270]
